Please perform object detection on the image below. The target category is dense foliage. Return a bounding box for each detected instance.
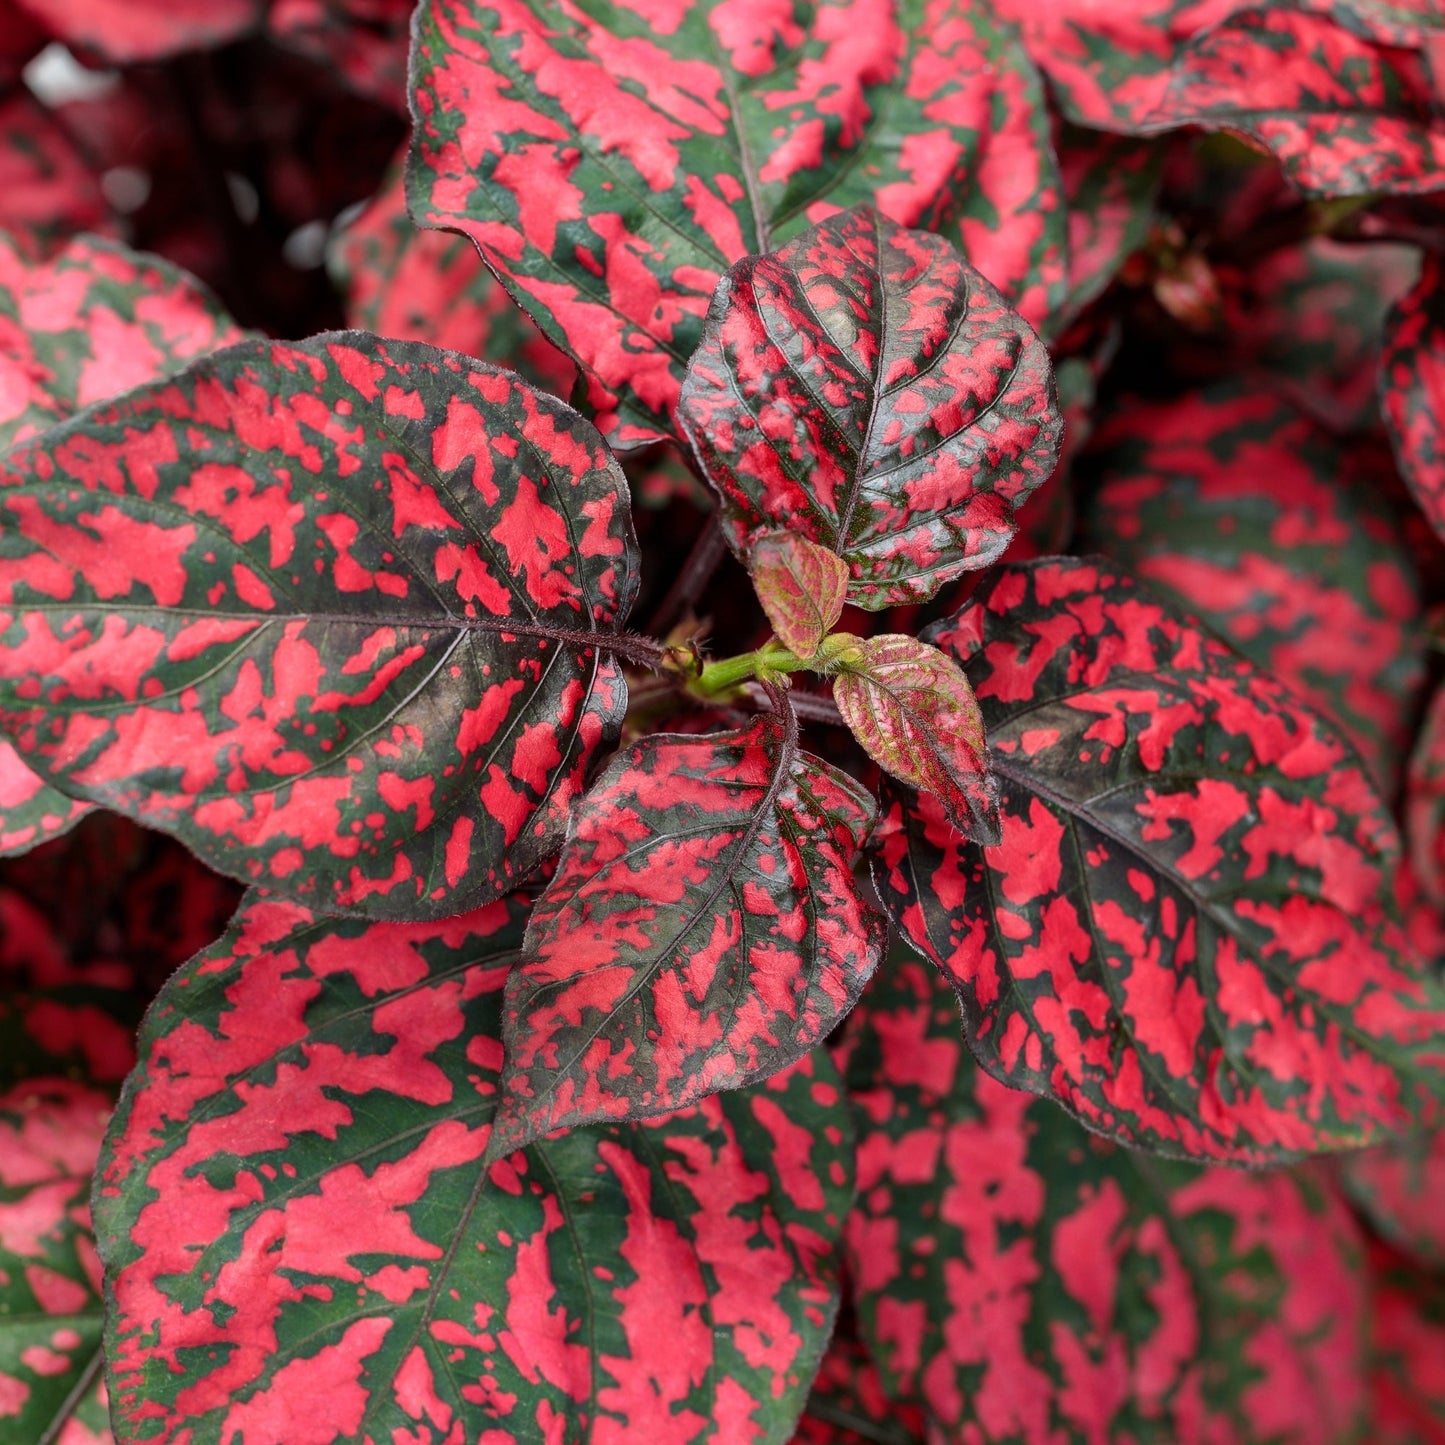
[1,1,1444,1441]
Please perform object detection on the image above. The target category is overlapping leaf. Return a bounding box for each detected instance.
[407,0,1064,446]
[794,1328,926,1445]
[0,92,109,261]
[13,0,263,62]
[332,156,576,397]
[1078,384,1429,793]
[833,634,998,844]
[749,533,848,661]
[838,952,1371,1442]
[95,893,854,1444]
[871,555,1445,1163]
[491,712,884,1157]
[0,1079,115,1445]
[1407,682,1445,913]
[1341,1123,1445,1270]
[1368,1242,1445,1444]
[0,745,89,857]
[1382,249,1445,546]
[269,0,414,110]
[0,233,245,458]
[679,207,1062,609]
[1150,8,1445,197]
[0,333,640,917]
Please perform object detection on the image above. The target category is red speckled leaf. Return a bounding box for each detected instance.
[837,951,1371,1442]
[0,333,640,917]
[1369,1242,1445,1444]
[1152,9,1445,197]
[1078,384,1429,795]
[491,710,884,1157]
[0,1078,116,1445]
[750,532,848,660]
[1342,1122,1445,1270]
[872,555,1445,1163]
[793,1326,926,1444]
[1407,683,1445,913]
[1382,249,1445,546]
[407,0,1064,446]
[14,0,264,63]
[0,91,109,261]
[0,231,246,459]
[0,743,89,856]
[679,207,1062,609]
[0,885,139,1085]
[94,892,854,1444]
[331,152,576,396]
[833,634,998,845]
[269,0,415,109]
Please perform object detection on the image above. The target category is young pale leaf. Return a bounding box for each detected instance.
[839,952,1371,1442]
[1078,383,1429,795]
[0,231,246,457]
[94,894,853,1445]
[406,0,1065,446]
[832,633,999,845]
[749,532,848,660]
[0,1079,115,1445]
[1382,250,1445,546]
[679,206,1062,609]
[489,712,884,1159]
[0,333,640,918]
[872,556,1445,1164]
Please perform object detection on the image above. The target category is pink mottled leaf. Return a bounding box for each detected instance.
[749,532,848,660]
[1382,249,1445,546]
[1078,383,1430,795]
[94,893,853,1444]
[407,0,1065,446]
[679,206,1063,608]
[0,333,640,917]
[838,950,1372,1442]
[1368,1241,1445,1444]
[14,0,264,63]
[0,1079,115,1445]
[872,555,1445,1163]
[331,151,576,396]
[1406,683,1445,914]
[490,711,884,1158]
[0,91,109,261]
[833,633,999,846]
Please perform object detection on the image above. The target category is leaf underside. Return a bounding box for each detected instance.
[0,331,639,917]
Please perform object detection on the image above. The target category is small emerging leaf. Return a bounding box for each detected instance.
[833,633,999,845]
[679,206,1062,609]
[490,712,885,1158]
[750,531,848,660]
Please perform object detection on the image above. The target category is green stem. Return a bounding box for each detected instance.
[692,633,862,698]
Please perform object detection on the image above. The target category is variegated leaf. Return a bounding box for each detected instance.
[1078,383,1429,795]
[838,951,1372,1442]
[0,333,640,918]
[94,893,854,1444]
[833,633,998,845]
[679,207,1062,609]
[406,0,1065,446]
[13,0,264,63]
[0,1079,115,1445]
[0,91,110,261]
[1382,248,1445,546]
[490,711,884,1157]
[872,556,1445,1163]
